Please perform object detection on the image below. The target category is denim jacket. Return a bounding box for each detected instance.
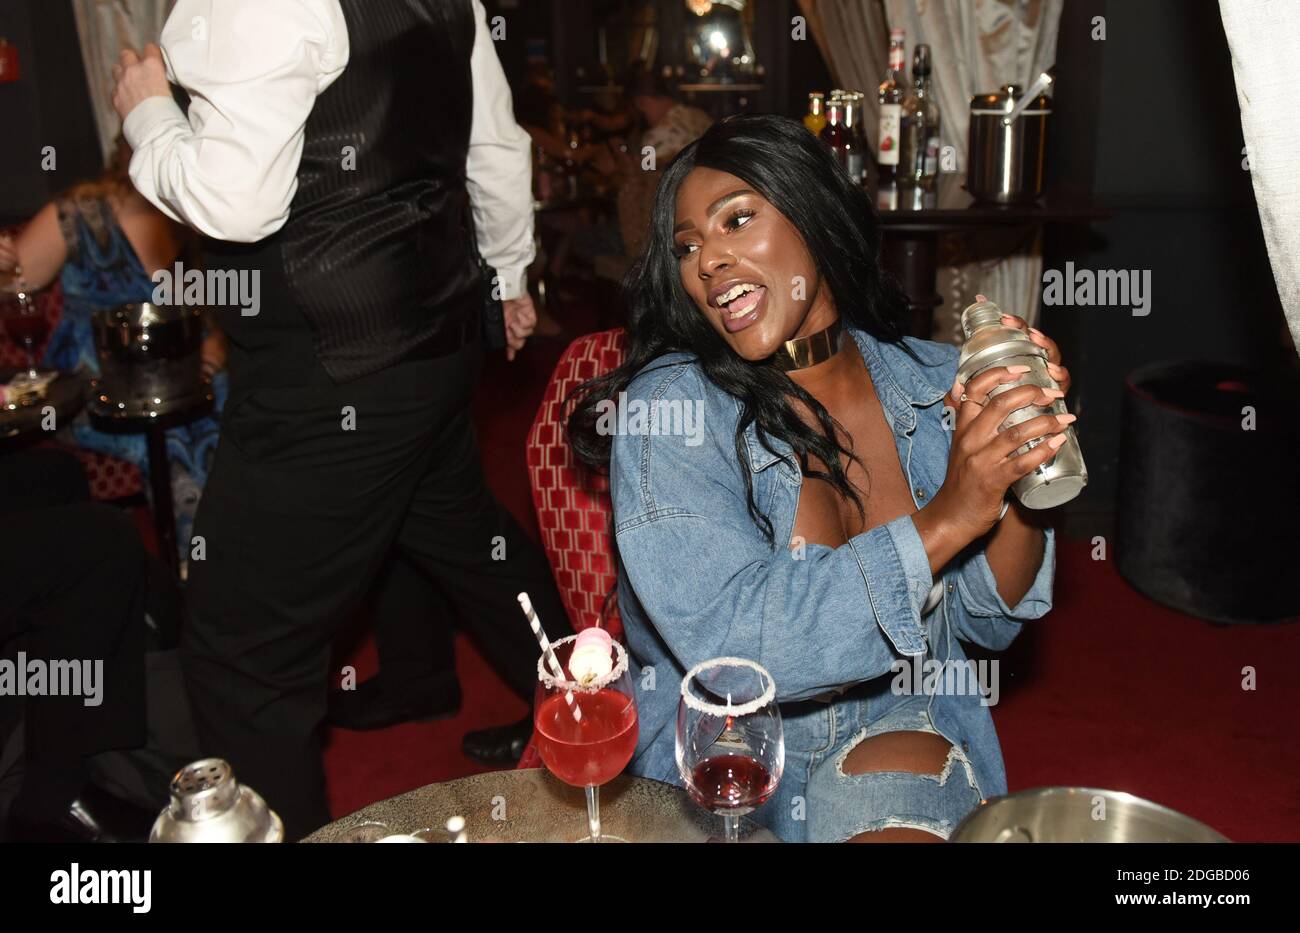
[609,325,1056,841]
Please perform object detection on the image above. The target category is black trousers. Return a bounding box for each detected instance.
[368,557,457,689]
[0,450,148,817]
[182,336,571,840]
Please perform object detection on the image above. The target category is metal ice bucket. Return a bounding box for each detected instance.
[950,787,1229,843]
[967,72,1053,205]
[91,301,209,419]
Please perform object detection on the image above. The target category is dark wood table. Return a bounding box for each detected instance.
[876,174,1108,337]
[87,389,214,577]
[0,369,88,446]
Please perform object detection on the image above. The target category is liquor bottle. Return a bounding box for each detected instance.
[803,91,827,136]
[956,299,1088,509]
[840,92,868,187]
[876,27,906,189]
[899,43,941,191]
[821,95,863,185]
[819,95,851,182]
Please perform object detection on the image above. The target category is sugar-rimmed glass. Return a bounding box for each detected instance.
[533,634,638,843]
[676,658,784,842]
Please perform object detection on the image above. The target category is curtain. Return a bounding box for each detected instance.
[71,0,176,160]
[793,0,1063,338]
[793,0,890,150]
[1219,1,1300,356]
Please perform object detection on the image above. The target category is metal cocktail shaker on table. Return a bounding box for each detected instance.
[149,758,284,843]
[956,298,1087,509]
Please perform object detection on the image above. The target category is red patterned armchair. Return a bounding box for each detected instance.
[517,328,628,770]
[524,328,627,638]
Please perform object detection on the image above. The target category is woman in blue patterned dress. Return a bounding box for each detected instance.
[0,137,227,566]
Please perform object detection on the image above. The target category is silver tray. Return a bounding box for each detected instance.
[304,769,779,843]
[88,379,215,421]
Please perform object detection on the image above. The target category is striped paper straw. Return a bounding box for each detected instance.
[518,592,582,722]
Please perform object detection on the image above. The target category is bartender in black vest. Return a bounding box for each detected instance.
[112,0,573,839]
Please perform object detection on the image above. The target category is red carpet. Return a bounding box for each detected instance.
[993,542,1300,842]
[321,296,1300,842]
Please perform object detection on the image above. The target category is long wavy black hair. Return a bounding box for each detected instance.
[567,113,916,545]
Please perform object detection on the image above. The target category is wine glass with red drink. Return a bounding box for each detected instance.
[676,658,784,843]
[533,632,638,843]
[2,275,48,382]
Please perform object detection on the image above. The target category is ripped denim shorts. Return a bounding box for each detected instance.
[804,693,984,842]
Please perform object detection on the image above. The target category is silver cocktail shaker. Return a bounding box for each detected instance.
[956,298,1087,509]
[149,758,284,843]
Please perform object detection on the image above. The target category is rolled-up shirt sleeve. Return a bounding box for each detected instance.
[465,0,535,301]
[123,0,349,242]
[950,527,1056,650]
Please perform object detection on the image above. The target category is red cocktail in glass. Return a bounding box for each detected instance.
[535,687,637,787]
[534,634,637,842]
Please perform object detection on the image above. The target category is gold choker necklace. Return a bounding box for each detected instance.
[772,319,844,372]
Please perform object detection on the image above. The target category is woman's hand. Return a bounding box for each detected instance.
[911,348,1076,573]
[984,295,1071,394]
[907,299,1074,598]
[934,366,1074,540]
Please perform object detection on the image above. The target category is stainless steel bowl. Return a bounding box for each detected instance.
[950,787,1229,843]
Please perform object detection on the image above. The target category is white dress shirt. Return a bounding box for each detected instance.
[123,0,535,300]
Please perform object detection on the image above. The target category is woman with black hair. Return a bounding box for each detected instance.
[568,114,1074,843]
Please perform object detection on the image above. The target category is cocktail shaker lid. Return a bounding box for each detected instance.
[960,298,1010,337]
[150,758,284,843]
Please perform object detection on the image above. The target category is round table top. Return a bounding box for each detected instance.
[86,383,215,434]
[0,369,88,443]
[304,768,779,843]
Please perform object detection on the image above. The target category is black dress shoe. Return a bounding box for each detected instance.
[6,783,158,843]
[461,715,534,767]
[327,674,462,731]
